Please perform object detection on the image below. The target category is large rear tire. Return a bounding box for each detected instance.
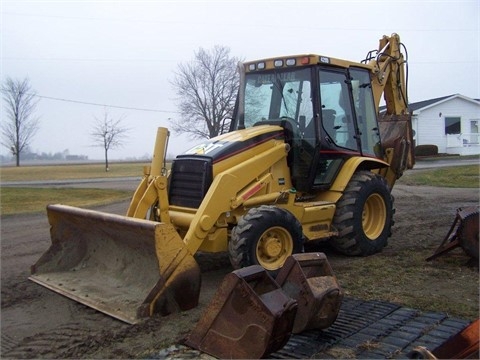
[331,171,393,256]
[229,205,304,271]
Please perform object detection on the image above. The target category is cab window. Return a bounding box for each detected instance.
[349,68,381,157]
[318,70,357,150]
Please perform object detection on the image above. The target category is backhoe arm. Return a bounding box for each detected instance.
[365,34,414,185]
[368,33,409,115]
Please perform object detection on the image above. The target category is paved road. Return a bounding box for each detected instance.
[0,158,477,189]
[413,157,478,169]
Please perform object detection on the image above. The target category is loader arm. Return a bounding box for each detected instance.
[127,174,170,222]
[125,127,291,255]
[126,127,171,222]
[183,140,291,255]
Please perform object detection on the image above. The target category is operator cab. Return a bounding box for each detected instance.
[231,55,383,193]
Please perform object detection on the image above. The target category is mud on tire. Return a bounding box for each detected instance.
[331,170,394,256]
[228,205,304,271]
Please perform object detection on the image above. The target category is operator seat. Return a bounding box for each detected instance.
[321,109,337,142]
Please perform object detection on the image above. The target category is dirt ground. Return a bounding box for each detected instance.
[1,181,478,359]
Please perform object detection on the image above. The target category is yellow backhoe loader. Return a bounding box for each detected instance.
[30,33,414,324]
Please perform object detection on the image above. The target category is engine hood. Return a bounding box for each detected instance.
[178,125,285,164]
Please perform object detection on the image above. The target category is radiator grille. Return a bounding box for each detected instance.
[169,157,213,208]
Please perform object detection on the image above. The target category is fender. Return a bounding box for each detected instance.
[329,156,389,193]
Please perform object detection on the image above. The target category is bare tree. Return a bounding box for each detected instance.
[90,109,129,171]
[171,45,241,139]
[1,77,40,166]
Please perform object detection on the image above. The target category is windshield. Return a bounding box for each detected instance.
[236,67,314,129]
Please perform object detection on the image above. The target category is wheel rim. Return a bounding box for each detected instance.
[362,193,386,240]
[256,226,293,270]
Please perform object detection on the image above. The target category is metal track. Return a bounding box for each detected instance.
[273,297,470,359]
[149,297,471,359]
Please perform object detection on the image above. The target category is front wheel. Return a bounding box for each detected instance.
[228,205,304,271]
[331,171,394,256]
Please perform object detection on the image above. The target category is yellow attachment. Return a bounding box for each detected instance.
[127,176,170,221]
[150,127,169,177]
[29,204,201,324]
[127,127,170,220]
[369,33,408,115]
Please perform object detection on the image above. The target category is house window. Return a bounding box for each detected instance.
[445,117,461,134]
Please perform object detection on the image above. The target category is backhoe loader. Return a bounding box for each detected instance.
[30,33,414,324]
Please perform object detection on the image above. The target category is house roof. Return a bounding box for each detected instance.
[380,94,480,113]
[409,94,480,112]
[408,95,455,111]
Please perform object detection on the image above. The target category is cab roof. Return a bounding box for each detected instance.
[244,54,374,73]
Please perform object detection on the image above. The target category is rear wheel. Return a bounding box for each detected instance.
[229,205,304,271]
[331,171,393,256]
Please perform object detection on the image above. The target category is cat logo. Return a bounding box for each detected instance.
[186,142,224,155]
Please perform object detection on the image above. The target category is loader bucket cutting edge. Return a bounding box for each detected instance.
[29,204,201,324]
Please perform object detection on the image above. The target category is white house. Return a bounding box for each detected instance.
[410,94,480,156]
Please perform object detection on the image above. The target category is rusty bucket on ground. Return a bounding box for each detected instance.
[426,206,479,261]
[409,318,479,359]
[29,204,201,324]
[186,265,297,359]
[275,252,344,334]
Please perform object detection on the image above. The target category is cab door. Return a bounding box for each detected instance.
[349,67,382,158]
[294,68,359,192]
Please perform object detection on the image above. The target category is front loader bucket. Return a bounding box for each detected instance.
[29,204,201,324]
[186,265,297,359]
[275,253,344,333]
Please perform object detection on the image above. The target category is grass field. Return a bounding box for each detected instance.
[0,162,147,215]
[399,164,479,188]
[1,161,478,216]
[1,187,132,216]
[0,162,149,182]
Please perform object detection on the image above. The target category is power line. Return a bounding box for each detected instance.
[3,56,175,63]
[33,94,179,113]
[3,11,476,33]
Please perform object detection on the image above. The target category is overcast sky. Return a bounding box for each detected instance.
[1,0,479,160]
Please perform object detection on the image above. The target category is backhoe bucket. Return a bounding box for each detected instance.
[275,253,343,333]
[186,265,297,359]
[29,204,201,324]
